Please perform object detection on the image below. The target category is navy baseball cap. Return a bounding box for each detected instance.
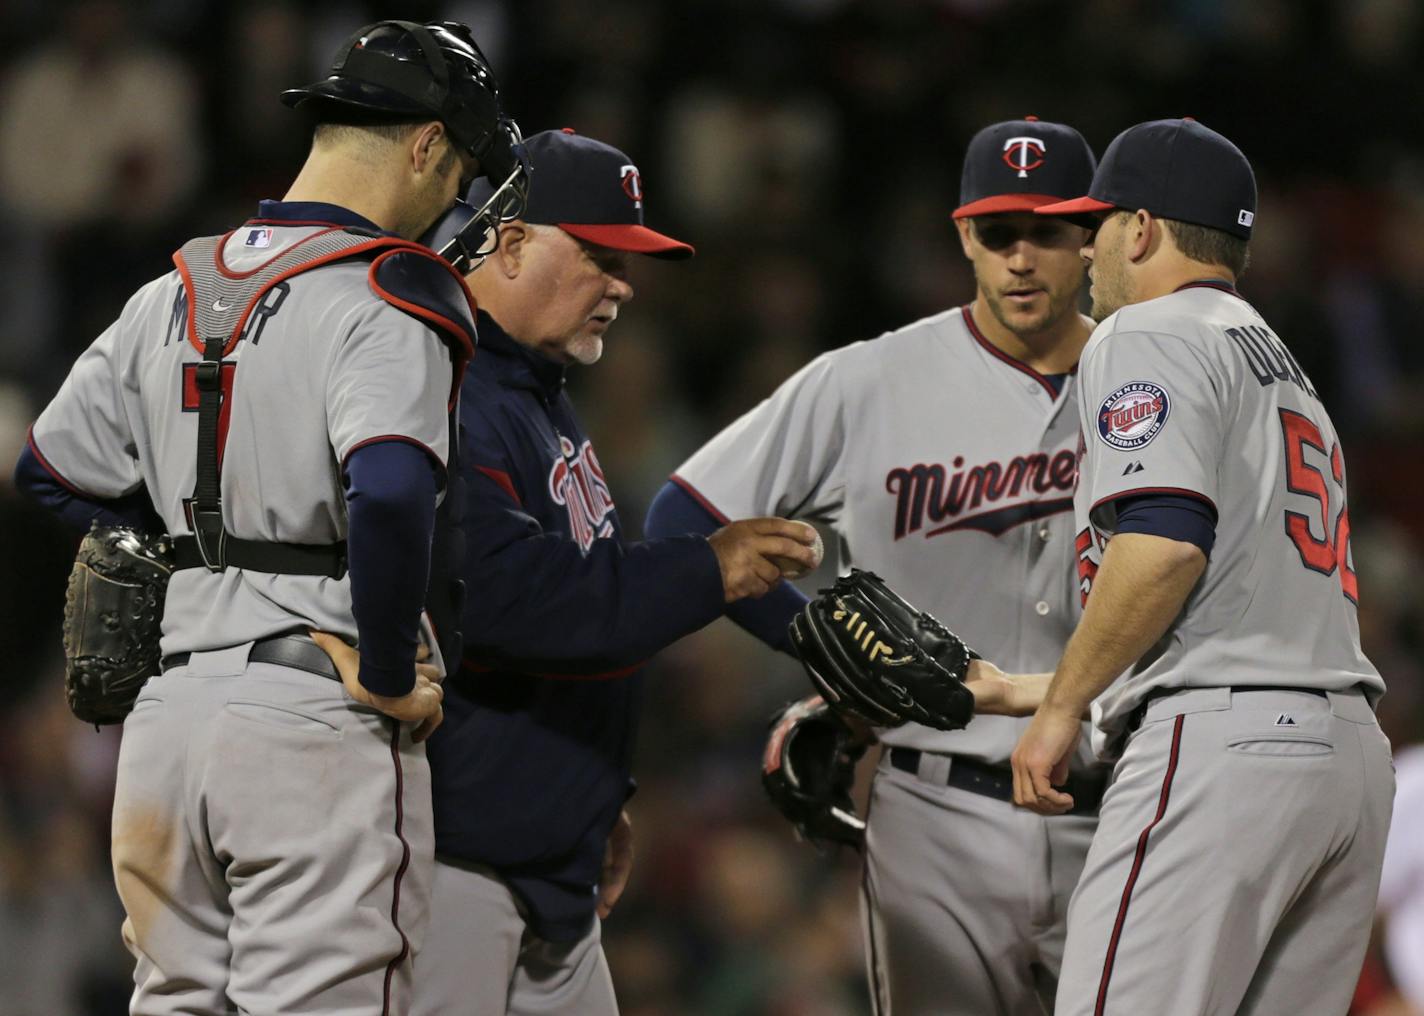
[465,128,693,259]
[953,116,1097,219]
[1035,118,1258,239]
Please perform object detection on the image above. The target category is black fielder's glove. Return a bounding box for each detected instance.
[62,525,173,725]
[788,569,978,731]
[762,695,867,850]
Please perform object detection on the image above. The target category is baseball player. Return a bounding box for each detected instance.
[646,118,1104,1014]
[1002,118,1393,1015]
[13,21,524,1014]
[410,128,821,1016]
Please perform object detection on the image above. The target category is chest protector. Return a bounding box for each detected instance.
[169,224,475,665]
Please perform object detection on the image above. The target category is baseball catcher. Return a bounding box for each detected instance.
[789,569,978,731]
[762,695,868,849]
[62,524,173,724]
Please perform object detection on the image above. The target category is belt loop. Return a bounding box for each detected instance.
[918,752,952,785]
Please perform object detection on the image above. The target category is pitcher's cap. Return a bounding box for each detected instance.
[1035,118,1257,239]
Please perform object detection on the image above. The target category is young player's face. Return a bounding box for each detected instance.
[521,227,635,366]
[960,213,1088,339]
[1082,211,1131,322]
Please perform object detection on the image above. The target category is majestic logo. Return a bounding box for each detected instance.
[245,227,274,248]
[620,163,643,208]
[884,449,1077,540]
[1002,136,1046,178]
[1096,381,1170,451]
[549,435,616,553]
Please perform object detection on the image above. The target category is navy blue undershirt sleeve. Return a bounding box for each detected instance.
[644,480,809,656]
[1111,493,1217,555]
[344,440,439,696]
[14,442,163,533]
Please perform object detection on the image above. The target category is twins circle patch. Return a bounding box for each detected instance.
[1097,381,1171,450]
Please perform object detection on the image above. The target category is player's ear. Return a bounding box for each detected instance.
[494,221,528,278]
[954,218,975,259]
[1128,209,1155,263]
[409,121,446,175]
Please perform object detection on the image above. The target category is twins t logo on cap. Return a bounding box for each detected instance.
[1002,137,1046,178]
[620,164,643,209]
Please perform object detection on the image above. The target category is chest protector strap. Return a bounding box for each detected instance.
[169,225,472,577]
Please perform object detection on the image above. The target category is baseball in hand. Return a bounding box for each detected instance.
[775,525,823,579]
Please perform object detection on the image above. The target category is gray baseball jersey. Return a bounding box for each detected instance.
[30,224,453,655]
[675,304,1101,1013]
[32,218,461,1014]
[1056,281,1393,1014]
[675,305,1093,766]
[1072,281,1385,758]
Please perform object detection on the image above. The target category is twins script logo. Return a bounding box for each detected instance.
[620,164,643,209]
[1002,136,1046,178]
[549,435,616,552]
[884,450,1078,540]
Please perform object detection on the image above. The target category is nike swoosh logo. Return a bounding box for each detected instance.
[212,298,231,311]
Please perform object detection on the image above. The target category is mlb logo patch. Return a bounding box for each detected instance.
[1237,210,1254,227]
[1097,381,1171,451]
[245,227,274,248]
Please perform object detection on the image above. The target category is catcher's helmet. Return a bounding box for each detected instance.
[282,20,522,187]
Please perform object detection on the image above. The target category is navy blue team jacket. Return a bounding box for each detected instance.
[428,312,725,942]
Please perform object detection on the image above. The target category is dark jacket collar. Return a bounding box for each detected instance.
[252,200,388,234]
[475,311,566,399]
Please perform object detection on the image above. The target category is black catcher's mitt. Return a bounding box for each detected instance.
[762,695,867,850]
[63,525,173,725]
[788,569,977,731]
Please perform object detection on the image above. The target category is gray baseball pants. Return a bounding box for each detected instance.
[1056,686,1393,1016]
[412,858,618,1016]
[111,643,434,1015]
[862,752,1097,1014]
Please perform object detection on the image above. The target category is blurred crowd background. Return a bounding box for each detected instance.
[1,0,1422,1013]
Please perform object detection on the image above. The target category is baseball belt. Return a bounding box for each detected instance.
[888,748,1108,817]
[161,633,340,683]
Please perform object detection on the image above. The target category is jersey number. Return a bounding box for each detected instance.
[1279,408,1357,603]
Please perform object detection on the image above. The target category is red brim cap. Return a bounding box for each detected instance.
[558,223,695,260]
[1033,195,1117,216]
[952,193,1080,219]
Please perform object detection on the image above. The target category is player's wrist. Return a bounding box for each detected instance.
[1038,691,1087,722]
[356,655,417,698]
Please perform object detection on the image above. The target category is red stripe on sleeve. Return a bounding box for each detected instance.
[26,428,92,498]
[669,474,732,524]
